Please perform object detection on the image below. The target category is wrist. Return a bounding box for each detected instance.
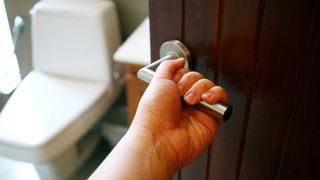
[125,124,178,179]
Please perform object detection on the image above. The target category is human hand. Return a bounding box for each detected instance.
[131,58,228,171]
[89,58,229,180]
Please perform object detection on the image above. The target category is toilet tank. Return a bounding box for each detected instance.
[30,0,121,83]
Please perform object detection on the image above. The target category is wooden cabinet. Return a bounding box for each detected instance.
[125,64,148,124]
[113,18,150,125]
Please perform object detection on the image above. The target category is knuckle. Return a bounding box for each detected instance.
[158,60,171,69]
[183,71,203,81]
[214,86,225,92]
[197,79,214,87]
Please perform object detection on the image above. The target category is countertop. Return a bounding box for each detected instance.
[113,18,151,65]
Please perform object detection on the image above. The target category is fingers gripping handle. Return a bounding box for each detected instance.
[137,40,233,123]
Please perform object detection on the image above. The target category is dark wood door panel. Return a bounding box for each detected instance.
[238,0,317,179]
[206,0,263,179]
[182,0,220,179]
[149,0,183,60]
[184,0,219,78]
[276,2,320,179]
[148,0,320,179]
[277,41,320,180]
[180,151,208,180]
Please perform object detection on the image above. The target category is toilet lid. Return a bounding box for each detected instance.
[0,71,111,159]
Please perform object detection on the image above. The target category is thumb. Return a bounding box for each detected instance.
[153,58,185,81]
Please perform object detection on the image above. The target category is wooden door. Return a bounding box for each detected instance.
[149,0,320,179]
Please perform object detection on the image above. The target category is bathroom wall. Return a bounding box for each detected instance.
[4,0,37,78]
[113,0,149,39]
[4,0,148,78]
[1,0,148,110]
[0,95,9,111]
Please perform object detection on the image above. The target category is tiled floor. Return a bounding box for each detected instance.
[0,156,40,180]
[0,139,112,180]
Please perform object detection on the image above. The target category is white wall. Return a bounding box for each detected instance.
[1,0,148,110]
[4,0,148,77]
[113,0,149,39]
[4,0,37,78]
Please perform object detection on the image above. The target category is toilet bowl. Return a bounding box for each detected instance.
[0,0,122,179]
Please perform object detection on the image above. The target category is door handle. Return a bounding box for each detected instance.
[137,40,232,123]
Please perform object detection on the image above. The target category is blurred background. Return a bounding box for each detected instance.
[0,0,149,179]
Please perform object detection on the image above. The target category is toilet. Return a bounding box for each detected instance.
[0,0,122,179]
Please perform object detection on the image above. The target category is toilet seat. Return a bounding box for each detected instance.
[0,71,118,162]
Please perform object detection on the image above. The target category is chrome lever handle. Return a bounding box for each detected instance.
[137,40,233,123]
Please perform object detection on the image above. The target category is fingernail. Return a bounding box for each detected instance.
[202,92,213,99]
[185,92,195,104]
[202,92,217,103]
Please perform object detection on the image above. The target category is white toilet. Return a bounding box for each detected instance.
[0,0,122,179]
